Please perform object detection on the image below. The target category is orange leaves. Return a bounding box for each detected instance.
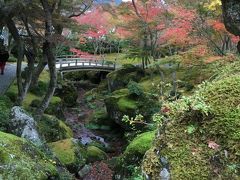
[208,20,226,32]
[208,19,240,44]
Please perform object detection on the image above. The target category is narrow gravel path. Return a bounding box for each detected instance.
[0,63,16,95]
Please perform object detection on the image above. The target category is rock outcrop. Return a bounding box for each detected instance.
[9,106,42,145]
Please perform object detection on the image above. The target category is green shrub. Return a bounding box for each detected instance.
[5,91,17,103]
[127,81,144,97]
[30,81,48,96]
[30,99,41,108]
[8,56,17,62]
[0,96,12,131]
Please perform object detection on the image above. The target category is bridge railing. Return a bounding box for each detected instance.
[55,56,117,70]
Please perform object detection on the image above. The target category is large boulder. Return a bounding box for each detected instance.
[0,131,58,179]
[9,106,41,145]
[49,138,87,173]
[37,115,73,143]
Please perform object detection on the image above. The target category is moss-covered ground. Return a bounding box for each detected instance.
[0,131,58,179]
[142,61,240,179]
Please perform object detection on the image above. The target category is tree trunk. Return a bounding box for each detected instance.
[35,0,57,120]
[5,18,25,105]
[30,55,47,88]
[36,42,57,119]
[23,50,35,97]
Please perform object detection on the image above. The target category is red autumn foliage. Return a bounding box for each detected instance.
[159,6,197,46]
[73,7,112,39]
[208,19,240,43]
[70,48,91,57]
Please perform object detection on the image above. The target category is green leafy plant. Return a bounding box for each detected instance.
[127,81,144,97]
[122,114,146,130]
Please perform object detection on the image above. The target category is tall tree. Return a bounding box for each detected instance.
[221,0,240,53]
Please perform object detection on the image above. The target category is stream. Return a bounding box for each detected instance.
[63,86,126,165]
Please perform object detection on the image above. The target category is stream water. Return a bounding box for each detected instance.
[63,88,108,147]
[63,86,126,162]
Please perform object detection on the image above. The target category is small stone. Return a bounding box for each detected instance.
[160,168,170,180]
[160,157,168,167]
[78,165,91,178]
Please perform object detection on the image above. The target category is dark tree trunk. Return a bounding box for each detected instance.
[30,55,47,88]
[221,0,240,53]
[5,18,25,105]
[36,42,57,119]
[23,50,35,97]
[35,0,57,119]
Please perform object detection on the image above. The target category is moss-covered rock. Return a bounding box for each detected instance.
[88,107,113,129]
[123,131,155,164]
[86,146,108,163]
[107,64,144,92]
[37,115,73,143]
[49,138,87,172]
[105,88,159,129]
[142,73,240,179]
[0,131,58,179]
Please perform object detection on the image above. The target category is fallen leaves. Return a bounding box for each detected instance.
[208,140,220,150]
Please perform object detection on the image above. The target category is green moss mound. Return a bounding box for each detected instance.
[199,75,240,157]
[117,97,138,111]
[49,138,86,172]
[38,115,73,142]
[105,88,159,129]
[143,74,240,179]
[86,146,108,162]
[0,131,57,179]
[123,131,155,164]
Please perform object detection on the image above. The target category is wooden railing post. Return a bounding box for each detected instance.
[114,58,117,69]
[60,59,62,68]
